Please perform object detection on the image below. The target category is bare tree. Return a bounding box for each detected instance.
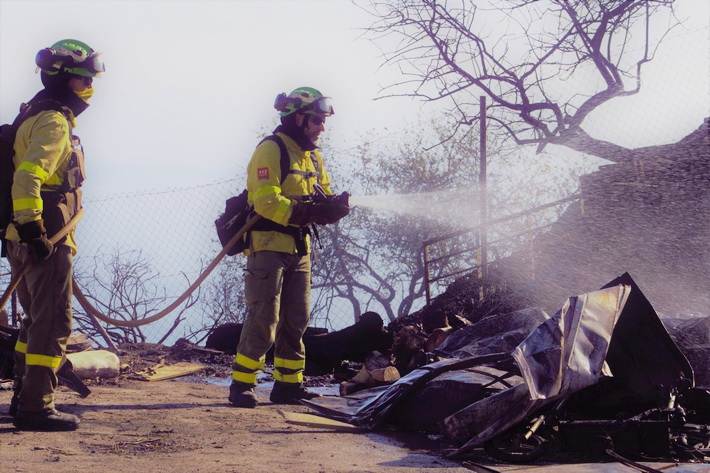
[190,257,247,344]
[312,218,428,325]
[360,0,679,162]
[73,248,199,345]
[311,113,586,323]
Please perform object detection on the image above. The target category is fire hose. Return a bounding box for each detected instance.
[73,213,262,328]
[0,208,85,311]
[1,211,263,329]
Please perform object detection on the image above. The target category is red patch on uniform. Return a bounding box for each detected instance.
[257,167,270,180]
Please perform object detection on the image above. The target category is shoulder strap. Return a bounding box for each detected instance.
[12,99,70,130]
[310,149,321,177]
[259,135,291,184]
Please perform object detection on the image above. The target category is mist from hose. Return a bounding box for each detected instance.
[349,188,710,321]
[349,190,481,225]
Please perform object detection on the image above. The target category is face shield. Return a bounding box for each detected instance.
[304,97,334,116]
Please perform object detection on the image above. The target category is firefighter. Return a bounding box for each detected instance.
[229,87,350,407]
[6,39,104,431]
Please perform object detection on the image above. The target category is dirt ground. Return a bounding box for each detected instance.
[0,342,474,473]
[2,379,705,473]
[0,379,473,473]
[1,342,706,473]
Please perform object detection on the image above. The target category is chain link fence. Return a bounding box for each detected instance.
[0,179,357,346]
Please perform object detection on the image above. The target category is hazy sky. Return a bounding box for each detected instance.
[0,0,422,196]
[1,0,708,199]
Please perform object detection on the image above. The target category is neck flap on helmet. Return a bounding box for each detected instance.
[35,74,90,118]
[274,120,318,151]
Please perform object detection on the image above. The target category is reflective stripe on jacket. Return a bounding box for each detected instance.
[7,109,78,252]
[246,132,331,254]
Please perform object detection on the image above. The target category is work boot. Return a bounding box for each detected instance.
[269,381,322,405]
[8,380,21,417]
[228,381,258,408]
[8,392,19,417]
[13,408,80,431]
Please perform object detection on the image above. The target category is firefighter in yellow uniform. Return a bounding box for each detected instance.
[5,39,104,431]
[229,87,350,407]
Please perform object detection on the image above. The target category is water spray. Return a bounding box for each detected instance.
[348,190,481,223]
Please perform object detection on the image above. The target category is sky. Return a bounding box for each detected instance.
[0,0,423,197]
[0,0,708,199]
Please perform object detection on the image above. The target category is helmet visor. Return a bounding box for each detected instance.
[306,97,334,115]
[85,52,105,75]
[57,51,105,77]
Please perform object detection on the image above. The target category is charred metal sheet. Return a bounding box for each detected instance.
[512,284,630,400]
[434,307,548,359]
[302,353,511,429]
[387,366,523,432]
[443,284,630,453]
[602,272,694,395]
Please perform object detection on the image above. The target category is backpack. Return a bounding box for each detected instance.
[0,99,67,250]
[215,135,290,256]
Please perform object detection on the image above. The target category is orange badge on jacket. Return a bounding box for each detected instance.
[257,168,269,180]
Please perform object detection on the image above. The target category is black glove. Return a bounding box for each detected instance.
[333,191,350,207]
[289,201,350,226]
[16,219,54,261]
[312,190,350,206]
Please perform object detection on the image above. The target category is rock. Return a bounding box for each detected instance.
[66,349,121,379]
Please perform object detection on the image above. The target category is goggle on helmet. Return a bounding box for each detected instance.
[274,87,334,117]
[35,39,105,78]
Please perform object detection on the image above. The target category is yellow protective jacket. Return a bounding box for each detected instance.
[6,108,80,253]
[246,131,331,255]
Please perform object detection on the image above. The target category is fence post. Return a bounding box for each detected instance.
[423,244,431,305]
[478,97,488,300]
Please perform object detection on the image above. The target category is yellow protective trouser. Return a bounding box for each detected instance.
[8,241,73,412]
[232,250,311,386]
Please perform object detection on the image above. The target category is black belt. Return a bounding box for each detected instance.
[250,217,312,256]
